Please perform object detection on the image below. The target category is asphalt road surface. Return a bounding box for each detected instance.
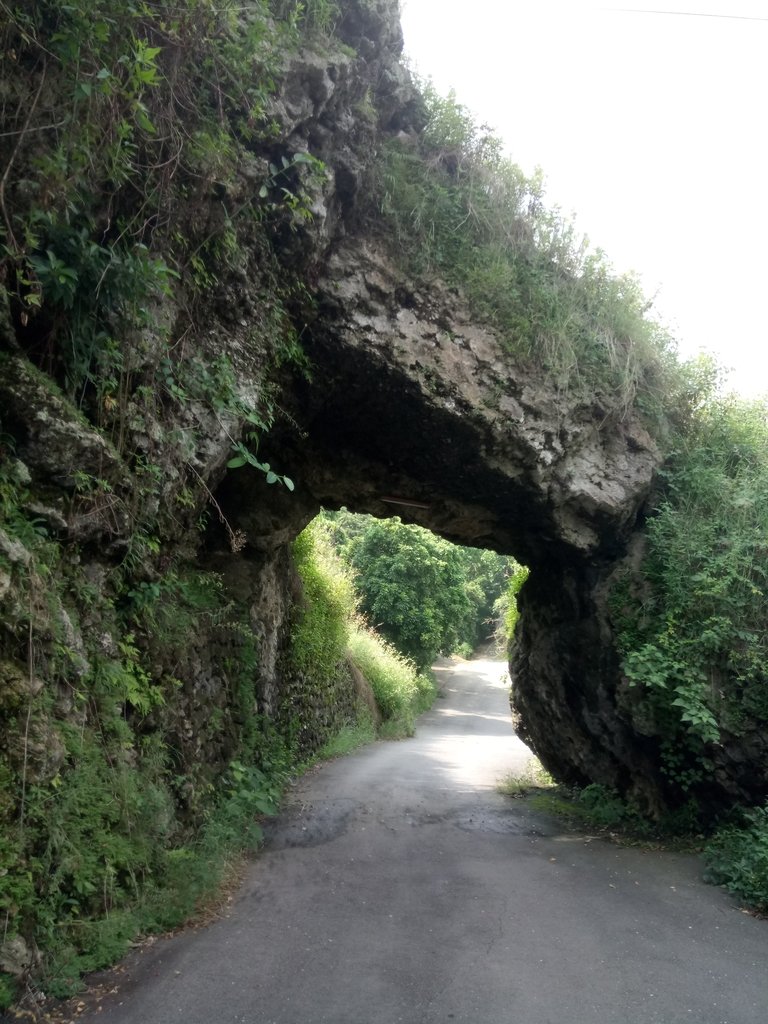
[78,658,767,1024]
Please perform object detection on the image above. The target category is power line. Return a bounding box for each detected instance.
[603,7,768,20]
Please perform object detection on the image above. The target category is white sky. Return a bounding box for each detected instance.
[399,0,768,397]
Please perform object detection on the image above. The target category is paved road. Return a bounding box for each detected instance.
[80,659,767,1024]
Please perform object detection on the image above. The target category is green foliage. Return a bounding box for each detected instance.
[347,621,436,738]
[272,0,340,32]
[93,633,169,715]
[2,726,171,997]
[375,84,680,419]
[496,757,554,797]
[456,544,515,642]
[290,521,356,681]
[527,783,703,844]
[327,512,510,669]
[0,972,15,1011]
[283,520,368,755]
[288,517,437,746]
[613,395,768,795]
[0,469,293,1004]
[0,716,289,1000]
[532,782,669,839]
[1,0,322,497]
[575,784,644,829]
[704,806,768,913]
[227,441,295,491]
[158,350,297,496]
[346,516,470,667]
[493,561,530,649]
[315,717,376,760]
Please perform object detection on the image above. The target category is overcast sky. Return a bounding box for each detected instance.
[400,0,768,397]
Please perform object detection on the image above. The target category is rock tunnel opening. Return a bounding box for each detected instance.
[199,273,667,815]
[311,508,520,665]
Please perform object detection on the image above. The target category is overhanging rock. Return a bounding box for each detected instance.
[212,239,667,813]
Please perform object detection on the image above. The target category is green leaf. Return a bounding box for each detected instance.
[227,456,247,469]
[266,471,278,484]
[283,477,295,492]
[135,108,156,134]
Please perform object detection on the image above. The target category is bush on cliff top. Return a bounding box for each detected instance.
[375,83,684,421]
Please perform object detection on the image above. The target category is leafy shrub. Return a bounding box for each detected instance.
[614,395,768,796]
[576,784,642,829]
[704,806,768,913]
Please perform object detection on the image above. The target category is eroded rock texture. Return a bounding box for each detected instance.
[231,239,666,812]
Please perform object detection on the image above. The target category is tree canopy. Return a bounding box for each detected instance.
[323,512,514,668]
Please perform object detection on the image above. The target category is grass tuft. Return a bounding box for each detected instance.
[496,757,555,797]
[348,620,437,739]
[315,717,377,760]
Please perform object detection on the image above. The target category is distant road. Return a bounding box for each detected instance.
[78,658,768,1024]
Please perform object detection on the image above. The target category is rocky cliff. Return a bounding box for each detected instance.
[1,0,762,999]
[0,0,698,843]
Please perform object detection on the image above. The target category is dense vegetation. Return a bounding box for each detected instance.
[0,0,329,468]
[0,493,433,1007]
[612,392,768,906]
[524,389,768,907]
[0,0,347,1007]
[0,494,296,1004]
[0,0,767,1005]
[323,511,513,668]
[287,517,436,746]
[614,393,768,797]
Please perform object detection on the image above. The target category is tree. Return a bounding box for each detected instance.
[345,517,469,667]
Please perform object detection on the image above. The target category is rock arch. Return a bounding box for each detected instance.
[210,239,666,813]
[186,0,680,813]
[0,0,670,819]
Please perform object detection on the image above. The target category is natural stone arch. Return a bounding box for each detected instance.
[210,239,667,814]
